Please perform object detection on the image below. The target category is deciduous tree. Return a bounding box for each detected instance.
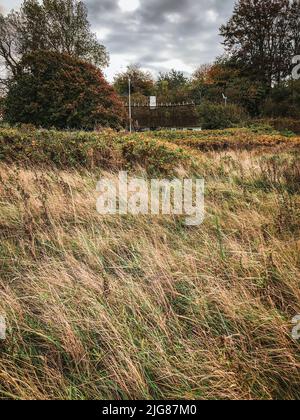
[5,51,124,130]
[220,0,299,87]
[0,0,108,81]
[114,64,155,97]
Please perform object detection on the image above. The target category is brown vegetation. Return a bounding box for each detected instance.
[0,127,300,400]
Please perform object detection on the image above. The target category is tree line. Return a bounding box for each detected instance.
[114,0,300,123]
[0,0,299,130]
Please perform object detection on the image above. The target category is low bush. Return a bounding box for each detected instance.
[151,128,300,152]
[255,118,300,135]
[247,123,278,135]
[0,127,192,176]
[197,102,248,129]
[120,134,191,175]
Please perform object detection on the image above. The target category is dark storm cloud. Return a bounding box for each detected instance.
[1,0,236,79]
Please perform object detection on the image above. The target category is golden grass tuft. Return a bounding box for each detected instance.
[0,130,300,400]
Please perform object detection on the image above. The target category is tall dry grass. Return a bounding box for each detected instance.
[0,144,300,400]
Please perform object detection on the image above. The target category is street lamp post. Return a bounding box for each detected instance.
[128,77,132,133]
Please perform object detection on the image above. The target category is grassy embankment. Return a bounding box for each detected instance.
[0,126,300,400]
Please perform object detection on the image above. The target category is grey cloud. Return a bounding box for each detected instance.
[1,0,236,78]
[86,0,235,75]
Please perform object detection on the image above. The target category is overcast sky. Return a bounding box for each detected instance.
[0,0,236,81]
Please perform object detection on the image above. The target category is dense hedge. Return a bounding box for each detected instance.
[0,127,191,176]
[197,103,248,129]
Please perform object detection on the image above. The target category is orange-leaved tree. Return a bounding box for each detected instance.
[5,50,125,130]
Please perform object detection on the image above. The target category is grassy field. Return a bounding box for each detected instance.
[0,126,300,400]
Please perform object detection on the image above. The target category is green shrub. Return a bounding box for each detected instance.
[0,127,192,176]
[120,134,191,175]
[254,118,300,135]
[197,102,247,129]
[261,80,300,120]
[247,123,278,135]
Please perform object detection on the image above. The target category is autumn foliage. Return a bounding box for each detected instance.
[4,51,125,130]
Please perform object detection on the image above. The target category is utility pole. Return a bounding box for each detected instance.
[128,77,132,133]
